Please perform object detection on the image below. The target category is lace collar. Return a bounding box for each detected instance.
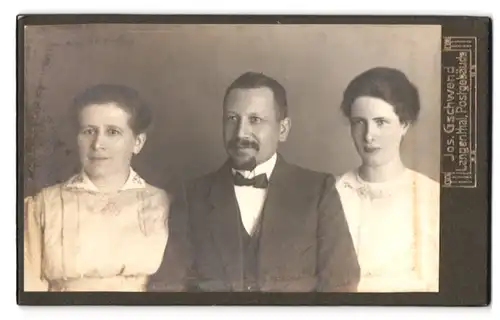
[340,168,415,200]
[63,167,146,193]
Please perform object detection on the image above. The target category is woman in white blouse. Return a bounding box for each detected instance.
[24,84,169,292]
[335,67,439,292]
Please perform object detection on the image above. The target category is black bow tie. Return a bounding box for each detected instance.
[233,172,269,188]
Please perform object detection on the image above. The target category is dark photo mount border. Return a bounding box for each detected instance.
[16,14,492,306]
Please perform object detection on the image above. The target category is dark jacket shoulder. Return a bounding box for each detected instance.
[282,160,335,184]
[277,160,337,201]
[182,166,225,198]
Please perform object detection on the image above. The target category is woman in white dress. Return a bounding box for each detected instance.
[23,84,169,292]
[335,67,440,292]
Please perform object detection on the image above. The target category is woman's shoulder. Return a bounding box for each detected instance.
[144,183,169,197]
[409,170,440,191]
[24,181,67,204]
[141,183,173,207]
[28,172,95,199]
[408,170,440,219]
[23,182,69,223]
[335,169,359,189]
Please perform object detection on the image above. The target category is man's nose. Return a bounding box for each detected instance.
[236,118,251,138]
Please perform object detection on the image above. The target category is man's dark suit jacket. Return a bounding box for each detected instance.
[148,154,360,292]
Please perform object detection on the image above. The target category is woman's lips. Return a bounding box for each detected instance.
[89,156,110,161]
[363,146,381,153]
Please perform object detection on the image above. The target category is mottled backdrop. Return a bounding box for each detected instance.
[23,24,441,196]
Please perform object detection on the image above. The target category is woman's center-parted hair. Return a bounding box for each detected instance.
[71,84,152,136]
[340,67,421,125]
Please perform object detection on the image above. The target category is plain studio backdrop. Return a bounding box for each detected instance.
[23,24,441,196]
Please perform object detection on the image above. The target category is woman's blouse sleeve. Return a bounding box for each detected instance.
[23,193,49,291]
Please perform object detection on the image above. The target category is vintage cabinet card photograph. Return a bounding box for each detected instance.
[17,15,491,306]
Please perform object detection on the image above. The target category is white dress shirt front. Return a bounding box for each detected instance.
[232,153,277,235]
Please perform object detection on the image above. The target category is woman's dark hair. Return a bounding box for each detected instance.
[71,84,152,135]
[223,71,288,121]
[340,67,420,125]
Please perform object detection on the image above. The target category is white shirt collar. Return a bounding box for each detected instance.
[64,167,146,192]
[231,153,278,180]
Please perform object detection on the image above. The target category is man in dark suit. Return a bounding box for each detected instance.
[151,71,360,292]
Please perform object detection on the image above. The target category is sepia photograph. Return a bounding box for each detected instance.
[17,15,490,306]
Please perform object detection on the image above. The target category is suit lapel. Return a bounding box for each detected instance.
[205,155,304,290]
[257,155,302,280]
[207,162,244,290]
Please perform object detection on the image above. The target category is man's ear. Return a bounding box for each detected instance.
[279,117,291,142]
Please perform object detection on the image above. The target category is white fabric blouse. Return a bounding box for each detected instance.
[23,168,170,292]
[336,168,440,292]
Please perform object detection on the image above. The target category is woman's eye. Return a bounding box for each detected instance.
[108,128,121,136]
[81,128,96,135]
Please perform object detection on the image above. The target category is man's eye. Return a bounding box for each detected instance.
[250,116,262,124]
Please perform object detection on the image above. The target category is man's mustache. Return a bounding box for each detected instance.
[228,138,260,151]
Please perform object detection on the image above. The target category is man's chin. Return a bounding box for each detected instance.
[229,155,257,171]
